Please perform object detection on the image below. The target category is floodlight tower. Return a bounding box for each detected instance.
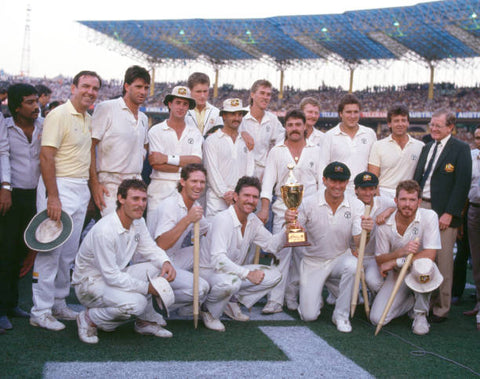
[20,5,31,77]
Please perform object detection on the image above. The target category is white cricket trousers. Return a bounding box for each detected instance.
[299,251,357,322]
[147,179,177,221]
[200,264,282,319]
[370,269,430,326]
[32,177,90,318]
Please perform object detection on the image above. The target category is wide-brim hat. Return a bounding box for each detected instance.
[147,271,175,318]
[323,161,351,181]
[405,258,443,293]
[220,98,248,116]
[163,86,196,110]
[24,210,73,252]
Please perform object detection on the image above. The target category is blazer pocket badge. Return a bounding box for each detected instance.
[445,163,455,173]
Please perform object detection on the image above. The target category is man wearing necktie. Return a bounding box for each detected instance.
[413,109,471,323]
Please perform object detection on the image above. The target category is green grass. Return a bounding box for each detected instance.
[2,273,480,378]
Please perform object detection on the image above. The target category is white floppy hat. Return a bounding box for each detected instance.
[220,98,248,116]
[24,210,73,252]
[163,86,196,109]
[147,271,175,318]
[405,258,443,293]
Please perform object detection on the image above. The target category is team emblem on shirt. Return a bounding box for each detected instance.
[188,138,194,144]
[266,126,270,132]
[344,211,351,219]
[361,138,367,144]
[135,233,140,242]
[310,161,314,167]
[412,227,419,235]
[411,154,418,161]
[445,163,455,173]
[244,147,248,153]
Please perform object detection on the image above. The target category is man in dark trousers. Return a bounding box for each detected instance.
[414,108,471,323]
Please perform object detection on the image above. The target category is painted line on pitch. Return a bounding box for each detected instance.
[43,326,372,378]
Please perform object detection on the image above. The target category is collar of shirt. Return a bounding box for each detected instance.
[317,189,351,211]
[217,129,242,141]
[112,210,141,235]
[386,208,421,231]
[5,116,43,134]
[277,139,316,148]
[387,134,412,145]
[244,108,271,125]
[436,133,451,147]
[65,99,83,116]
[333,123,366,136]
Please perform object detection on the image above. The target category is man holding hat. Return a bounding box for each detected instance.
[73,179,177,343]
[0,83,43,331]
[147,86,203,220]
[31,71,102,331]
[286,162,370,332]
[354,171,395,297]
[203,98,253,217]
[370,180,442,335]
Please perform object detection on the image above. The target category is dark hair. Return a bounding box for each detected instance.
[387,103,410,123]
[116,179,147,209]
[396,180,421,199]
[187,72,210,89]
[299,97,320,111]
[48,101,62,110]
[7,83,38,117]
[285,109,306,124]
[432,108,456,127]
[35,84,52,96]
[249,79,272,106]
[337,93,361,113]
[122,66,150,96]
[234,176,261,195]
[177,163,207,192]
[73,70,102,88]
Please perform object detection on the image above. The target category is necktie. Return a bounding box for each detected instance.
[420,141,440,189]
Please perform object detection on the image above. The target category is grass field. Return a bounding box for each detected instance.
[2,270,480,378]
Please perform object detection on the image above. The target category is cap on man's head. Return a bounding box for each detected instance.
[220,98,248,116]
[163,86,196,109]
[323,161,351,181]
[354,171,379,188]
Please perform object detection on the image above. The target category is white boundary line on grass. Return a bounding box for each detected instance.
[43,326,373,378]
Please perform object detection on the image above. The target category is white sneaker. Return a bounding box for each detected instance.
[134,321,173,338]
[30,313,65,331]
[77,311,99,344]
[332,316,352,333]
[262,301,283,314]
[149,313,167,327]
[224,302,249,321]
[412,312,430,335]
[201,311,225,332]
[286,299,299,311]
[52,305,79,321]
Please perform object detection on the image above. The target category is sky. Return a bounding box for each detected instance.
[1,0,479,90]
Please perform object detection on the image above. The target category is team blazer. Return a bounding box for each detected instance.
[413,136,472,228]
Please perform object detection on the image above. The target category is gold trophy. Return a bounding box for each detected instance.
[281,164,310,247]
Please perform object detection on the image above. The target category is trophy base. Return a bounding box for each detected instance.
[285,230,310,247]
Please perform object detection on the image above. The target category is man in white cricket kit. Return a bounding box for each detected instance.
[147,86,203,220]
[31,71,102,331]
[89,65,151,216]
[203,98,253,217]
[239,79,284,181]
[286,162,371,333]
[321,94,376,193]
[299,97,324,148]
[147,164,209,319]
[199,176,284,332]
[368,104,424,199]
[370,180,442,335]
[258,109,322,314]
[73,179,176,343]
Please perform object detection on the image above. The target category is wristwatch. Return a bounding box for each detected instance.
[1,184,12,191]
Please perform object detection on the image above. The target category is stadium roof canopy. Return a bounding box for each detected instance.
[79,0,480,69]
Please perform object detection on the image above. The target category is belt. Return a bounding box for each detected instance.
[470,202,480,208]
[422,197,431,203]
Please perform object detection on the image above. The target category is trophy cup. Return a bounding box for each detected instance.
[280,164,310,247]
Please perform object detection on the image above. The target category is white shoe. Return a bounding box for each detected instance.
[149,313,167,327]
[201,311,225,332]
[332,316,352,333]
[412,312,430,335]
[134,321,173,338]
[77,311,99,344]
[262,301,283,314]
[52,305,79,321]
[30,313,65,331]
[286,299,299,311]
[224,302,249,321]
[326,293,336,305]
